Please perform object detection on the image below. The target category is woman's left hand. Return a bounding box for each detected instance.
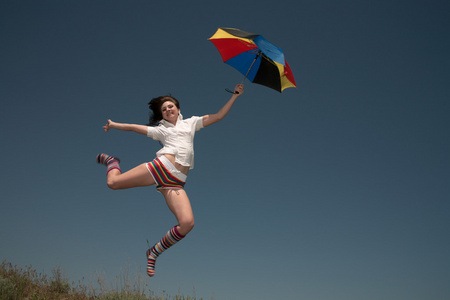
[234,84,244,95]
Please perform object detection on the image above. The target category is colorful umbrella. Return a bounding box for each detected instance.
[209,27,296,93]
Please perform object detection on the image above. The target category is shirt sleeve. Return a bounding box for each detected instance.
[192,116,204,131]
[147,126,161,140]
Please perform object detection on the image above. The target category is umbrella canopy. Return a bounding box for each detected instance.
[209,27,296,93]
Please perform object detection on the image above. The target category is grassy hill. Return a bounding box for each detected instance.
[0,260,201,300]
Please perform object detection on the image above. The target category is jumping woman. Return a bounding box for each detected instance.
[96,84,244,277]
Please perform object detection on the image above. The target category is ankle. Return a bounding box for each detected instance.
[96,153,120,165]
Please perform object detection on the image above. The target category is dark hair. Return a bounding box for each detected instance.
[147,95,180,126]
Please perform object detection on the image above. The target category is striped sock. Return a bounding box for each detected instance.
[146,226,185,277]
[96,153,121,174]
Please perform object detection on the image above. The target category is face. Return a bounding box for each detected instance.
[161,100,180,123]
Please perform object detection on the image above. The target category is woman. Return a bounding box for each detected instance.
[96,84,244,277]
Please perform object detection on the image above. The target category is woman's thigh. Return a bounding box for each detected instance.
[161,189,194,234]
[109,163,155,189]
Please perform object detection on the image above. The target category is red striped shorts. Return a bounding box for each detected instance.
[146,156,187,190]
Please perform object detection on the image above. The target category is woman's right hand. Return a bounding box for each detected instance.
[103,119,113,132]
[102,120,147,135]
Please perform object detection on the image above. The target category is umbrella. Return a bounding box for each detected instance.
[209,27,296,93]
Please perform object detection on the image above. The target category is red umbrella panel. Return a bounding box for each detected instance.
[209,27,296,93]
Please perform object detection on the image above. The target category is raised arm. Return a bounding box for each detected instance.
[202,84,244,127]
[103,119,148,135]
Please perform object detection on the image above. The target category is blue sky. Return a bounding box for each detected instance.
[1,0,449,299]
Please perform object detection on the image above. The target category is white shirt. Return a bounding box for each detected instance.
[147,114,204,169]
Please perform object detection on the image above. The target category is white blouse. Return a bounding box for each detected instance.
[147,114,204,169]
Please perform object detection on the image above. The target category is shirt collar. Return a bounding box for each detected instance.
[159,113,183,127]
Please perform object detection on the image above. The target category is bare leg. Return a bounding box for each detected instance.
[161,189,195,236]
[146,188,194,277]
[107,163,156,190]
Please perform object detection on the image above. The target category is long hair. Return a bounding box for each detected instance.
[147,95,180,126]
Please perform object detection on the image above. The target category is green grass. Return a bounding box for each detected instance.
[0,260,203,300]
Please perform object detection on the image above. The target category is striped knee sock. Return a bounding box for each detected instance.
[146,226,185,277]
[96,153,121,174]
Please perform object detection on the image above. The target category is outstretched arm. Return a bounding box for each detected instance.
[103,119,148,135]
[202,84,244,127]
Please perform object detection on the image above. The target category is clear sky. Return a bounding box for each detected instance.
[1,1,449,299]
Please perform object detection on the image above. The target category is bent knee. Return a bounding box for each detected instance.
[179,219,195,235]
[107,178,121,190]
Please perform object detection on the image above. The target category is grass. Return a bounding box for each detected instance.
[0,260,203,300]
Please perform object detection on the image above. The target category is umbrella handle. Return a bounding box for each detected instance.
[225,88,239,94]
